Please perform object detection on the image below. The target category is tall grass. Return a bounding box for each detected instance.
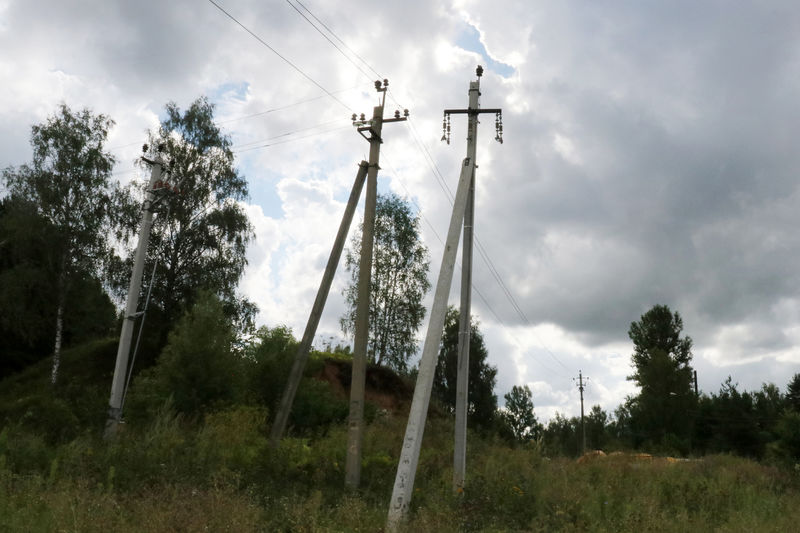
[2,338,799,531]
[2,406,800,532]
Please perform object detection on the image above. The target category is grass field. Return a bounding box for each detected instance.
[2,341,799,532]
[2,407,799,532]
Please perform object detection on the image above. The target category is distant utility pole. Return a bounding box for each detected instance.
[694,369,698,396]
[387,66,503,531]
[574,371,588,455]
[105,145,168,439]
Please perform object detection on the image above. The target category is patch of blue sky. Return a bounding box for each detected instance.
[455,23,515,78]
[238,158,285,218]
[209,81,250,106]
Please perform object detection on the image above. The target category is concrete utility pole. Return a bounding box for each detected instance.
[105,146,167,438]
[574,371,588,455]
[345,79,409,489]
[387,66,503,531]
[268,160,369,448]
[453,169,474,493]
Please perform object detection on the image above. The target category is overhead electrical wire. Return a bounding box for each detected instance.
[107,90,358,156]
[217,85,361,125]
[234,124,350,153]
[233,118,346,150]
[205,0,352,112]
[284,0,374,81]
[292,0,383,80]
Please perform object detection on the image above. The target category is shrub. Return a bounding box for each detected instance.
[289,378,348,436]
[245,325,297,411]
[126,291,245,420]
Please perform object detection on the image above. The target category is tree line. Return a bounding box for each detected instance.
[539,305,800,462]
[2,102,798,465]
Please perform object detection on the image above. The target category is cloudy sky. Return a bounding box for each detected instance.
[3,0,800,421]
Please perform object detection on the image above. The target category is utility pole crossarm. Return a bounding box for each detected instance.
[442,100,503,145]
[443,108,502,115]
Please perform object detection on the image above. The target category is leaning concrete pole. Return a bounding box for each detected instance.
[386,73,481,530]
[105,151,164,438]
[453,169,475,492]
[269,161,369,447]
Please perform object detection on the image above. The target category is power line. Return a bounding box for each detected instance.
[205,0,352,112]
[217,85,361,125]
[284,0,374,82]
[234,124,350,153]
[293,0,384,80]
[233,118,346,150]
[107,91,356,154]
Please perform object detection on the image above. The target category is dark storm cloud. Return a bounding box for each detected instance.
[470,1,800,363]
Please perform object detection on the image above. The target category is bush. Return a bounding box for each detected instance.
[245,325,297,411]
[290,378,348,436]
[126,291,245,420]
[1,393,79,444]
[0,425,54,475]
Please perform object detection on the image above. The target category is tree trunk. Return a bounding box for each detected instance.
[50,279,66,385]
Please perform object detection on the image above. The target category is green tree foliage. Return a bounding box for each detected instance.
[246,325,299,410]
[787,373,800,412]
[543,405,615,455]
[626,305,696,449]
[693,379,783,459]
[628,304,693,387]
[0,197,60,370]
[124,97,255,362]
[586,404,609,451]
[501,385,543,442]
[127,291,245,419]
[2,104,120,383]
[773,410,800,460]
[432,306,498,430]
[245,325,348,435]
[543,412,580,456]
[341,193,430,372]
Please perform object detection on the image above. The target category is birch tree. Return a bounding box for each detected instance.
[341,193,430,372]
[2,104,118,384]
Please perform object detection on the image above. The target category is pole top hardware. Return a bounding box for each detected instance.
[442,108,503,145]
[441,67,502,145]
[352,79,408,143]
[141,145,182,197]
[374,79,389,92]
